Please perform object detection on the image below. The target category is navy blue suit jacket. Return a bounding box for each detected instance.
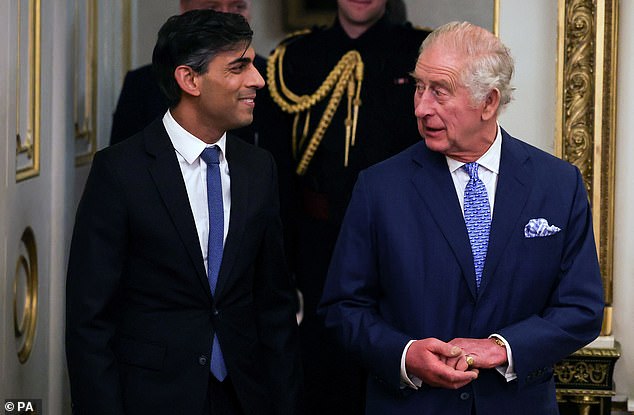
[320,129,604,415]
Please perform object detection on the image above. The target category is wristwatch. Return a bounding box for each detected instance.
[491,336,506,348]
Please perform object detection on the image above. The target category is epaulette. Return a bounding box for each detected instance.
[276,27,313,47]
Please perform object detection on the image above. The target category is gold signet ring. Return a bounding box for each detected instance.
[465,355,475,368]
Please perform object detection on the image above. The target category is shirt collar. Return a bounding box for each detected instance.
[446,124,502,174]
[163,110,227,164]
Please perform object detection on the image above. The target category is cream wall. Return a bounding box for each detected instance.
[407,0,494,31]
[497,0,557,153]
[614,0,634,399]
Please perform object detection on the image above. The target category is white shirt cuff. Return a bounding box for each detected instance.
[400,340,423,389]
[490,334,517,381]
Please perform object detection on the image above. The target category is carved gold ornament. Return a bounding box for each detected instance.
[555,0,618,335]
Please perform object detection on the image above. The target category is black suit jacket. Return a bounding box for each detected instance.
[66,119,302,415]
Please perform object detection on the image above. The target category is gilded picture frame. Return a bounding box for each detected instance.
[555,0,617,335]
[15,0,41,182]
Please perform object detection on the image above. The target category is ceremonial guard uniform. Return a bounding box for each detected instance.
[264,15,430,414]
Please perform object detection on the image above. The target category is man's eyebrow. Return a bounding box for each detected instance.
[409,74,452,90]
[228,56,252,66]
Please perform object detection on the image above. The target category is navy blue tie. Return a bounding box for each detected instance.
[463,162,491,289]
[200,146,227,381]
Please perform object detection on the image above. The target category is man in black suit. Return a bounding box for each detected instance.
[109,0,265,146]
[66,10,302,415]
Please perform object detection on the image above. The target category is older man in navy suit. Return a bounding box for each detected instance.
[319,21,603,415]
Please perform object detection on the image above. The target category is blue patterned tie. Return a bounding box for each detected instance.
[463,162,491,289]
[200,146,227,381]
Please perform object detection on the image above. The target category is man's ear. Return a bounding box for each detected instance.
[482,88,500,121]
[174,65,201,97]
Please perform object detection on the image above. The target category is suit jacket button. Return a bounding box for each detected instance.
[460,392,470,400]
[212,308,219,316]
[198,356,208,366]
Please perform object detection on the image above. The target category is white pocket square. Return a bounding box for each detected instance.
[524,218,561,238]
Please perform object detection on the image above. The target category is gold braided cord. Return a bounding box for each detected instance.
[267,45,364,175]
[297,62,356,174]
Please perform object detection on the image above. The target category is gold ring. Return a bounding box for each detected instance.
[465,355,475,368]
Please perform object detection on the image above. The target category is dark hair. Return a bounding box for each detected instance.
[152,9,253,106]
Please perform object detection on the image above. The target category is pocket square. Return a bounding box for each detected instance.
[524,218,561,238]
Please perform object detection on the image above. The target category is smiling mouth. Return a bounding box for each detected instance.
[239,96,256,105]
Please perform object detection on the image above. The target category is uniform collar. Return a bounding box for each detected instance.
[332,14,391,48]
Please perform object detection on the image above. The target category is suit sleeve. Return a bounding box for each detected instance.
[498,167,604,387]
[253,152,304,414]
[319,172,411,391]
[66,151,127,415]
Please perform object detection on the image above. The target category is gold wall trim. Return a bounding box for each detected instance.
[493,0,500,36]
[15,0,41,182]
[122,0,131,73]
[74,0,98,166]
[13,227,39,364]
[555,0,617,334]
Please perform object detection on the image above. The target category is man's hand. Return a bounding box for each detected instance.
[405,338,478,389]
[447,338,508,371]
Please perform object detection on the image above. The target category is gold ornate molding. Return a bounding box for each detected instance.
[555,0,618,335]
[13,227,39,364]
[122,0,131,73]
[493,0,499,36]
[554,343,620,413]
[556,360,611,387]
[15,0,41,182]
[74,0,98,166]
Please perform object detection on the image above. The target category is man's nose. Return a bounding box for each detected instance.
[249,65,265,90]
[414,91,434,118]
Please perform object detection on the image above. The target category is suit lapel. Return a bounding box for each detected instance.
[410,145,478,298]
[478,130,531,294]
[144,120,211,300]
[214,136,248,300]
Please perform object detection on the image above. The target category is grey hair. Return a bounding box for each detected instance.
[420,21,515,113]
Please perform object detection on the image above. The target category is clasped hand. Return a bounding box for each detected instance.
[405,337,508,389]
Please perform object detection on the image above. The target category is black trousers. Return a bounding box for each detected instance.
[295,214,366,415]
[204,375,244,415]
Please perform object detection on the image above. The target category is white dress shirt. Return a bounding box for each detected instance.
[400,125,517,389]
[163,110,231,275]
